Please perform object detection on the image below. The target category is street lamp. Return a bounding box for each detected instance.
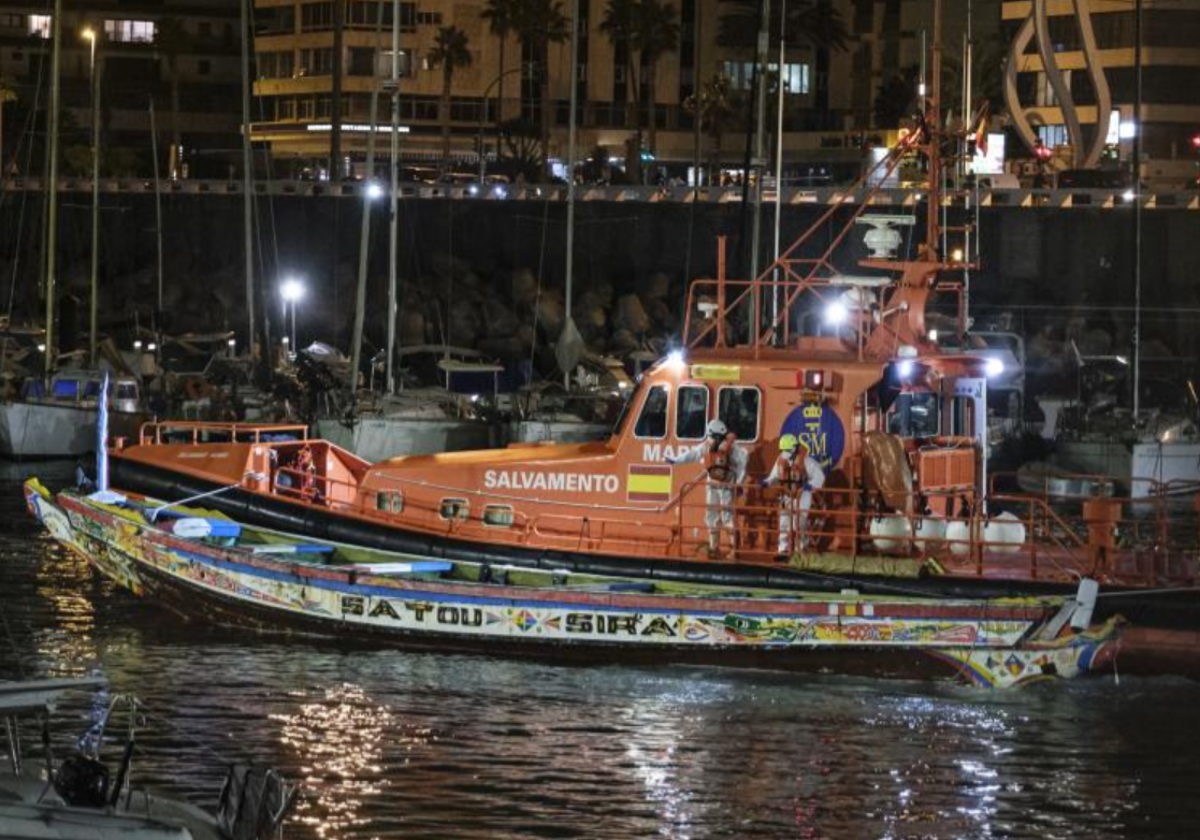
[280,277,306,352]
[477,66,523,183]
[82,26,100,368]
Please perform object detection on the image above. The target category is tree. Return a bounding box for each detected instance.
[600,0,640,149]
[683,74,737,183]
[510,0,569,179]
[0,76,16,177]
[428,25,474,166]
[635,0,679,161]
[153,18,190,178]
[481,0,517,125]
[873,66,918,129]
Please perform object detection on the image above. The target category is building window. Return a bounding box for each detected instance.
[198,59,211,75]
[0,14,24,30]
[198,21,213,38]
[105,20,156,43]
[257,7,295,35]
[416,11,443,26]
[348,47,376,77]
[259,51,296,79]
[28,15,51,39]
[299,48,335,76]
[300,2,334,32]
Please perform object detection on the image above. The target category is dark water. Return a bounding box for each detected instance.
[3,463,1199,840]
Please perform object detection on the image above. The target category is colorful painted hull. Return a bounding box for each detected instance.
[24,481,1119,688]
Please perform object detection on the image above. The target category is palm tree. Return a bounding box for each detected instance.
[153,17,190,177]
[510,0,569,178]
[600,0,640,141]
[0,76,16,178]
[635,0,679,160]
[428,26,474,166]
[683,73,737,183]
[481,0,516,124]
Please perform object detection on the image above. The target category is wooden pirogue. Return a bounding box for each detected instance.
[24,479,1119,688]
[97,31,1199,676]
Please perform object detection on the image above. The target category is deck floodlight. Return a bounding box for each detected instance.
[824,300,848,326]
[665,349,685,370]
[366,181,385,200]
[897,359,914,379]
[984,357,1004,378]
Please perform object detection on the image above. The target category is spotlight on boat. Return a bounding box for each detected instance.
[897,359,914,379]
[147,342,157,352]
[133,340,143,351]
[366,181,385,200]
[665,349,686,370]
[227,338,236,350]
[927,329,939,343]
[37,343,46,352]
[1122,189,1136,202]
[824,301,848,326]
[951,248,964,262]
[1115,355,1129,366]
[984,357,1004,378]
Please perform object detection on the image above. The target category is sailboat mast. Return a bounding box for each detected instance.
[748,0,771,285]
[925,0,943,256]
[563,0,580,388]
[149,97,164,315]
[772,0,786,332]
[1132,0,1142,419]
[240,0,256,360]
[350,66,383,391]
[386,0,400,394]
[42,0,62,383]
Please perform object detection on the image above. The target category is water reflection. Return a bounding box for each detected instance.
[3,467,1200,839]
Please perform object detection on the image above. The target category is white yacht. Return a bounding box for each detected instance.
[0,371,145,459]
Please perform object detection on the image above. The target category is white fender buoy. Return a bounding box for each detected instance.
[870,513,912,553]
[912,515,947,553]
[944,519,973,557]
[983,511,1026,555]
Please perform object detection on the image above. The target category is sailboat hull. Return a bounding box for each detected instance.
[316,416,496,461]
[0,402,97,459]
[1055,439,1200,498]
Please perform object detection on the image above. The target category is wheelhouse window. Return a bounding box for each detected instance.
[51,379,81,400]
[888,391,940,438]
[675,385,709,440]
[718,387,760,441]
[634,384,669,438]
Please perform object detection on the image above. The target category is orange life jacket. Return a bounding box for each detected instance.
[705,434,737,483]
[775,453,808,492]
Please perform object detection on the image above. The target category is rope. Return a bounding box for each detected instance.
[1095,585,1200,598]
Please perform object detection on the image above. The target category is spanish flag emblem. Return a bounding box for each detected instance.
[627,464,673,503]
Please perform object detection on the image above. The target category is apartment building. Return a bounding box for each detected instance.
[249,1,932,178]
[0,1,243,177]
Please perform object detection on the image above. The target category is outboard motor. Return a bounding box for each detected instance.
[53,752,110,808]
[218,764,296,840]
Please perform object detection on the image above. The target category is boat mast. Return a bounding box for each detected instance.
[42,0,62,383]
[1132,0,1142,419]
[350,11,387,392]
[88,31,99,368]
[772,0,786,334]
[563,0,580,388]
[386,0,401,394]
[240,0,256,360]
[149,96,164,317]
[748,0,772,286]
[925,0,943,258]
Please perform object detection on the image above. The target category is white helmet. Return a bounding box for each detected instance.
[706,419,728,438]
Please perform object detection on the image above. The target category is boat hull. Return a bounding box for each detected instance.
[316,415,496,461]
[1055,439,1200,498]
[27,484,1117,688]
[0,402,145,460]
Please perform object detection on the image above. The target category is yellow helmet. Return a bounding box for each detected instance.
[779,434,798,453]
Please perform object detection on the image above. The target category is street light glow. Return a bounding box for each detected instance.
[81,27,95,41]
[280,277,306,303]
[366,181,385,200]
[984,357,1004,378]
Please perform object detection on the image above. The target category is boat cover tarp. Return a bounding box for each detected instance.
[790,552,926,579]
[862,432,913,511]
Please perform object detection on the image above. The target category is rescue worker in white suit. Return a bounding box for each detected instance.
[668,419,749,557]
[763,434,826,557]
